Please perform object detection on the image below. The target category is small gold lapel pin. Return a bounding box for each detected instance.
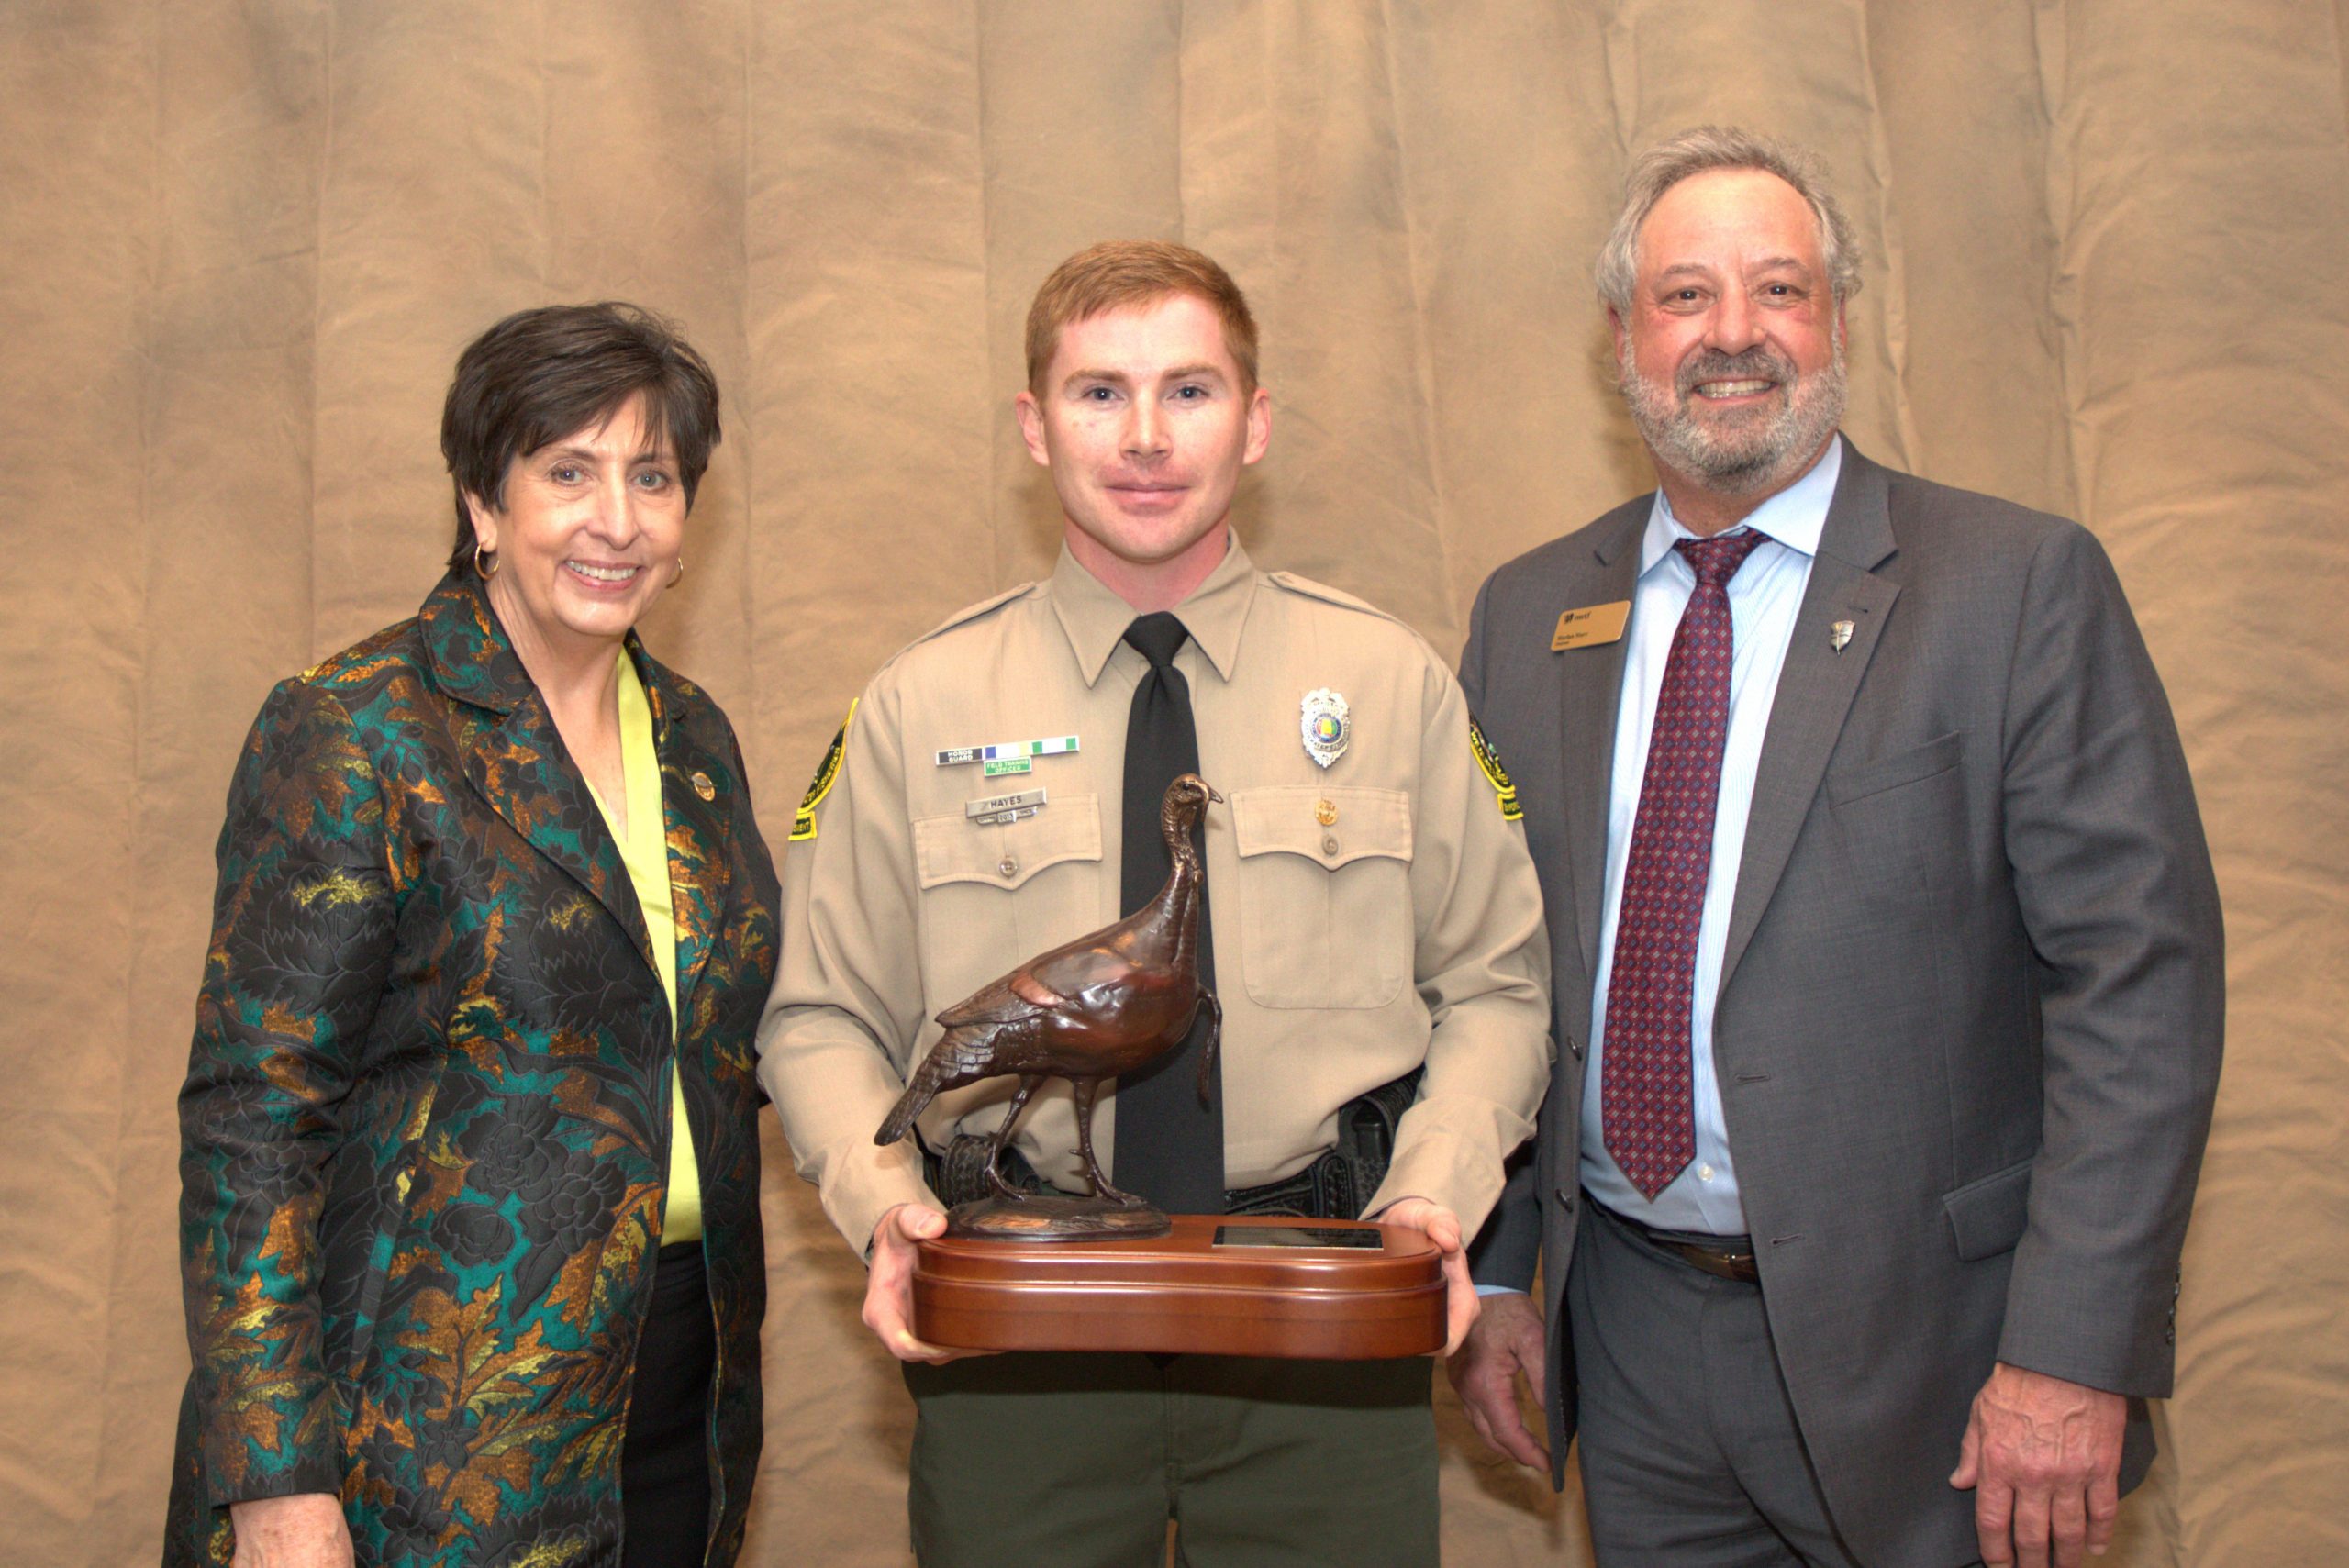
[1830,619,1855,653]
[691,771,717,801]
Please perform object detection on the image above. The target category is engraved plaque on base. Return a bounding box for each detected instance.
[910,1214,1444,1359]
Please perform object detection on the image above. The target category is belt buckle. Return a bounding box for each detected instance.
[1677,1241,1757,1284]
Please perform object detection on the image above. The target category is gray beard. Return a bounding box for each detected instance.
[1618,336,1847,499]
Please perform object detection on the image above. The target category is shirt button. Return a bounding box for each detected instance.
[1321,833,1341,857]
[998,856,1019,879]
[1698,1163,1716,1182]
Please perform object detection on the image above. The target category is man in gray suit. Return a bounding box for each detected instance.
[1448,127,2224,1568]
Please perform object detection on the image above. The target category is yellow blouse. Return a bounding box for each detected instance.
[584,650,702,1244]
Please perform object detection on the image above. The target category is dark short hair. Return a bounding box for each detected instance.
[1025,240,1260,395]
[440,302,721,570]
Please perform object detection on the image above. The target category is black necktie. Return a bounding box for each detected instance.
[1110,612,1225,1213]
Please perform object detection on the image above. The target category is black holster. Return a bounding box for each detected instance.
[920,1067,1423,1221]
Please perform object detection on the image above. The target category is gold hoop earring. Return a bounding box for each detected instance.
[474,540,498,578]
[671,555,685,586]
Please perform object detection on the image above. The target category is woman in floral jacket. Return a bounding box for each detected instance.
[167,304,780,1567]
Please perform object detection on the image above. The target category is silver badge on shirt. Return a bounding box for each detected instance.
[1300,688,1351,771]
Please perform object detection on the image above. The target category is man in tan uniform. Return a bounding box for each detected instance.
[759,240,1550,1565]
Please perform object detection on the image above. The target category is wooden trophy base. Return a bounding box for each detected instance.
[911,1214,1444,1359]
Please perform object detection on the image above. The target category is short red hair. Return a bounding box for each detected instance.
[1024,240,1261,395]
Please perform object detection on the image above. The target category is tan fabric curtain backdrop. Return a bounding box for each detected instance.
[4,2,2344,1563]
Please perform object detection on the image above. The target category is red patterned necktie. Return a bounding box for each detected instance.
[1601,528,1768,1200]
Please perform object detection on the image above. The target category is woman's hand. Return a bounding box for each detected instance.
[228,1493,353,1568]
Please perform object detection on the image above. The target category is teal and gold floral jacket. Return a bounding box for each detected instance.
[166,571,781,1567]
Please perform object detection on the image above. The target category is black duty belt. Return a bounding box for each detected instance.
[923,1068,1423,1221]
[1593,1194,1761,1284]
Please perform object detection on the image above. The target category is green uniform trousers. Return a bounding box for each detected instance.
[901,1351,1437,1567]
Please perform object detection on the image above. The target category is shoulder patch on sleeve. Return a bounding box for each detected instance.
[1469,716,1523,822]
[790,699,856,842]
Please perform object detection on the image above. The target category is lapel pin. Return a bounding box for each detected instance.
[1830,619,1855,653]
[691,771,716,801]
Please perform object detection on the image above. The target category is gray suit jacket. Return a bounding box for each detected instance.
[1460,439,2223,1567]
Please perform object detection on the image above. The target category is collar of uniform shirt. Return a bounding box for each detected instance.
[1050,530,1259,687]
[1643,431,1844,570]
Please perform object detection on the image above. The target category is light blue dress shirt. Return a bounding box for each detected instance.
[1578,439,1841,1235]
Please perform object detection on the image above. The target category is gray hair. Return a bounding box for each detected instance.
[1594,126,1863,313]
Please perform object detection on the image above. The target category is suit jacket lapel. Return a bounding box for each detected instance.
[1718,442,1901,993]
[1560,502,1649,981]
[638,657,734,1027]
[422,572,657,977]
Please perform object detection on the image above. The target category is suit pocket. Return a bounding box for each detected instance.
[1827,730,1962,807]
[912,796,1105,999]
[1943,1156,2033,1261]
[1230,785,1412,1009]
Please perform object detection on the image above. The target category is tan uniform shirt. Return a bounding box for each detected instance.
[758,537,1552,1253]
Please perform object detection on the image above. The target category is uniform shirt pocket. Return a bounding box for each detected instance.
[1229,785,1412,1010]
[913,795,1105,1000]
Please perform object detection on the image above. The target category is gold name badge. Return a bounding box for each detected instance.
[1552,601,1631,651]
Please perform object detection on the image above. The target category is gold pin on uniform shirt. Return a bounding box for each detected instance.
[757,537,1553,1258]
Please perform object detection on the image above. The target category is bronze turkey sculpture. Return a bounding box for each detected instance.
[875,773,1222,1240]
